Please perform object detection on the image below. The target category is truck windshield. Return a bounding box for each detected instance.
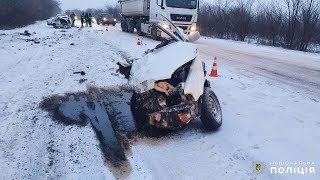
[166,0,197,9]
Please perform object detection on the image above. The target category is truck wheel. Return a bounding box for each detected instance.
[200,88,222,131]
[127,20,134,33]
[130,93,147,131]
[121,21,127,32]
[136,22,145,36]
[151,25,158,40]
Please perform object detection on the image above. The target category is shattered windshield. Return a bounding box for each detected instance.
[166,0,197,9]
[157,14,187,42]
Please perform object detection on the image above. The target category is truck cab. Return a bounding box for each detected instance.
[119,0,199,39]
[151,0,198,33]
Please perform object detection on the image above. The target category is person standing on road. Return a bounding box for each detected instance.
[80,12,85,27]
[88,13,93,27]
[70,12,76,27]
[85,12,89,27]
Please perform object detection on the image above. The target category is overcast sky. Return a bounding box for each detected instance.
[58,0,292,11]
[59,0,117,10]
[58,0,220,10]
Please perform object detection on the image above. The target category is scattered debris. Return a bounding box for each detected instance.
[17,37,41,44]
[33,38,40,44]
[70,43,75,46]
[73,71,86,76]
[60,30,66,32]
[79,79,87,84]
[20,30,31,36]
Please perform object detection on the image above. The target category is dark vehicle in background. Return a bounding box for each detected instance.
[96,14,117,26]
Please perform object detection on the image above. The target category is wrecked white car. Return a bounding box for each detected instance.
[118,17,222,131]
[47,15,71,29]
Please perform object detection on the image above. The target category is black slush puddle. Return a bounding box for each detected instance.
[40,85,135,178]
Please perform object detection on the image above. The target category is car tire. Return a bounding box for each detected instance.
[200,87,222,131]
[112,23,116,26]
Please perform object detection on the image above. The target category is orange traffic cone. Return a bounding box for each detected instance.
[209,57,218,77]
[137,37,141,46]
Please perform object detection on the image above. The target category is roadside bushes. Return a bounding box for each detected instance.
[0,0,61,29]
[198,0,320,52]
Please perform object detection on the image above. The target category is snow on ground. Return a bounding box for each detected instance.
[0,21,319,180]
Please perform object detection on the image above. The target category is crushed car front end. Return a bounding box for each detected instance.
[129,47,206,129]
[133,80,202,130]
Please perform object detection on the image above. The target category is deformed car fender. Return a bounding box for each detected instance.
[183,57,205,101]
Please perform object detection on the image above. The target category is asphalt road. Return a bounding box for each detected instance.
[196,38,320,95]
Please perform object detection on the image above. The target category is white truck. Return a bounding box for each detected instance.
[119,0,199,40]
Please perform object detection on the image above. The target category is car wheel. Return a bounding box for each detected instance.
[200,87,222,130]
[113,23,116,26]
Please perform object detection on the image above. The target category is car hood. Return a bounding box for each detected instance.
[129,41,198,89]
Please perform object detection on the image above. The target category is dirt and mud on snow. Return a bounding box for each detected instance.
[39,84,174,179]
[40,85,134,178]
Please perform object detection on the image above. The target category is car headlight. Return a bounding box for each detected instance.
[75,16,78,20]
[113,18,117,22]
[162,24,170,29]
[190,25,196,31]
[103,17,107,21]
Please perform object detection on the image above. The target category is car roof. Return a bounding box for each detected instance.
[99,13,112,17]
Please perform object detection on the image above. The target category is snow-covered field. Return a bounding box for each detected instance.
[0,21,319,180]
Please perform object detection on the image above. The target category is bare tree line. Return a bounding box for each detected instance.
[0,0,61,30]
[198,0,320,52]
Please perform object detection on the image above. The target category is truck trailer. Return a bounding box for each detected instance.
[119,0,199,40]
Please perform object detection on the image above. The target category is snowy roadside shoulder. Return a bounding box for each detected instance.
[0,22,134,179]
[201,52,320,180]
